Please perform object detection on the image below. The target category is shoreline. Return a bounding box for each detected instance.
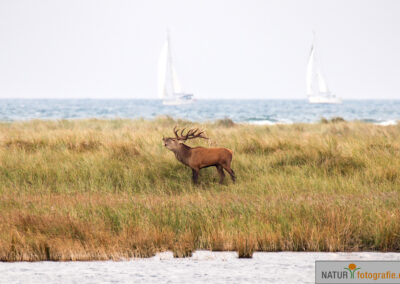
[2,250,400,263]
[0,117,398,126]
[3,252,400,283]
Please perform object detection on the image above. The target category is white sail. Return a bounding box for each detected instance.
[317,71,329,93]
[157,30,194,105]
[157,36,176,100]
[306,46,314,96]
[172,66,182,93]
[306,32,341,104]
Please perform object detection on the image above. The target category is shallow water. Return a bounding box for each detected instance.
[0,99,399,124]
[1,251,400,283]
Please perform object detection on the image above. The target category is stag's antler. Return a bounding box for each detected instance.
[173,126,208,141]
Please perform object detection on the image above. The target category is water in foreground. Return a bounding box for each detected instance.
[1,251,400,284]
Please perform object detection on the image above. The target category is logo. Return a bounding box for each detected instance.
[316,260,400,284]
[344,263,361,279]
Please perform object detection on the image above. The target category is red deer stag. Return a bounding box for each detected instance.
[162,127,235,184]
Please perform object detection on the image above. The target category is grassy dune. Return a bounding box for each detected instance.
[0,117,399,261]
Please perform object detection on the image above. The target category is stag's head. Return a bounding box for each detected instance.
[163,126,208,150]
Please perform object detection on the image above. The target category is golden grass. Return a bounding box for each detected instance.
[0,118,399,261]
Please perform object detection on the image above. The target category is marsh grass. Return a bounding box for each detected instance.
[0,118,399,261]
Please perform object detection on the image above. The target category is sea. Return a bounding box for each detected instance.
[0,99,399,124]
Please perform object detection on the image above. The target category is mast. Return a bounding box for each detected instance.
[157,39,168,99]
[166,29,174,96]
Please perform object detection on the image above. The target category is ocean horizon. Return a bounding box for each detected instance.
[0,99,399,125]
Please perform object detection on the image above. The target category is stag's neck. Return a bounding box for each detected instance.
[172,143,192,166]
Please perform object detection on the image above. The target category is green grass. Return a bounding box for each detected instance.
[0,118,399,261]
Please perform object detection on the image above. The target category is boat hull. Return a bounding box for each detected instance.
[308,96,342,104]
[162,93,195,105]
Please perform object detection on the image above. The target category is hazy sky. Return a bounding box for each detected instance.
[0,0,399,99]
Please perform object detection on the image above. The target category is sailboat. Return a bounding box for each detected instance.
[158,31,194,105]
[306,33,341,104]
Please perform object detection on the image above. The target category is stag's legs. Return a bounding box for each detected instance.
[229,168,236,183]
[222,164,236,183]
[216,165,225,184]
[192,168,199,184]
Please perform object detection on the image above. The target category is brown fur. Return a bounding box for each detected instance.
[163,138,235,184]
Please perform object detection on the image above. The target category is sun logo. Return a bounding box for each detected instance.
[344,263,360,279]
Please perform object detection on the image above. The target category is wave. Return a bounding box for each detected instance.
[246,119,293,125]
[245,118,398,126]
[360,119,398,125]
[374,120,398,126]
[0,100,399,124]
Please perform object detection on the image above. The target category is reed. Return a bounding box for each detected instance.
[0,118,399,261]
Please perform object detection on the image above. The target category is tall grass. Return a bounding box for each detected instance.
[0,118,399,261]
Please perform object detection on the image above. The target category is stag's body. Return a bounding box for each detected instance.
[163,128,235,184]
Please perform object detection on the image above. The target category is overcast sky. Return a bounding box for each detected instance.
[0,0,399,99]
